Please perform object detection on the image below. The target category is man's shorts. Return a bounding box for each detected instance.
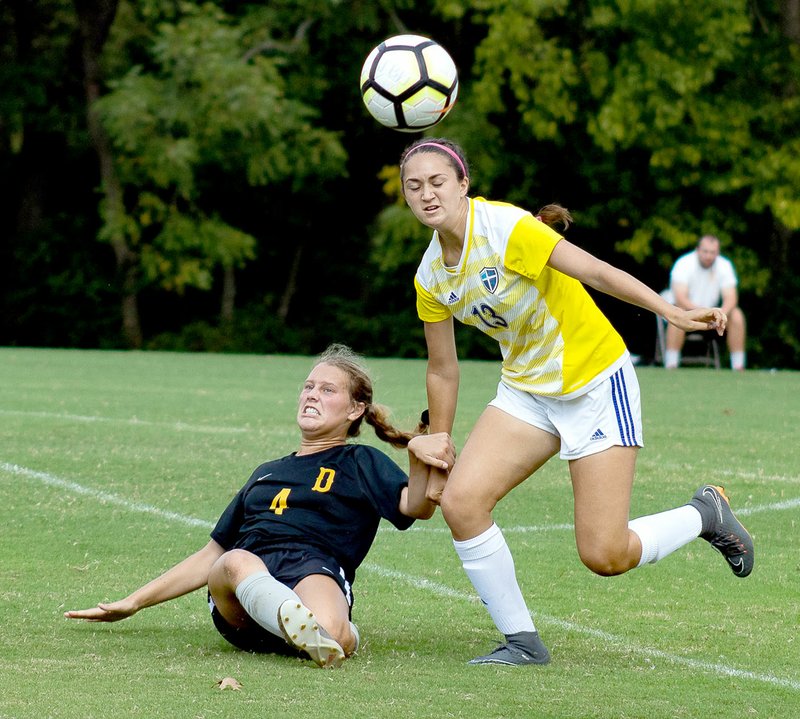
[209,546,351,655]
[489,359,644,460]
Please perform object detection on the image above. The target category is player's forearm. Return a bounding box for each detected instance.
[127,541,224,611]
[591,263,674,316]
[402,462,436,519]
[426,368,459,433]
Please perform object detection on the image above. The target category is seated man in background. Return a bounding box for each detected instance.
[665,234,746,370]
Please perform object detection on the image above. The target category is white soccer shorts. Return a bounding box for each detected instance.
[489,358,644,460]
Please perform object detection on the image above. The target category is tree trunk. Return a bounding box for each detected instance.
[10,2,46,245]
[74,0,142,348]
[278,245,303,322]
[781,0,800,41]
[220,266,236,324]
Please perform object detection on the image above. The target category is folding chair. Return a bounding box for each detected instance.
[655,290,721,369]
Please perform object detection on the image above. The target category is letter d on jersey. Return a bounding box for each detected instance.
[312,467,336,493]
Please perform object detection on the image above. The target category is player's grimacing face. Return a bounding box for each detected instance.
[402,153,468,230]
[297,363,364,436]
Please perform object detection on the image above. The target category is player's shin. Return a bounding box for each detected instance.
[453,523,536,634]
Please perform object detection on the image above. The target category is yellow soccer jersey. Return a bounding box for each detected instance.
[414,197,628,397]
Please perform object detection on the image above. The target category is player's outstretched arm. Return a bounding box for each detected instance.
[64,540,225,622]
[547,240,727,335]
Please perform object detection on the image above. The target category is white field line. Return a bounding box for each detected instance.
[0,409,247,434]
[363,564,800,692]
[4,460,800,692]
[0,409,800,484]
[389,495,800,534]
[640,462,800,485]
[1,462,215,530]
[3,459,797,536]
[4,409,800,485]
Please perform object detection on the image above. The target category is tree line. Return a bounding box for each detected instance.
[2,0,798,368]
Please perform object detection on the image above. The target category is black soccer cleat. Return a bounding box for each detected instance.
[689,484,754,577]
[468,630,551,666]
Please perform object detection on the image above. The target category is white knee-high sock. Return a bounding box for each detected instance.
[629,505,703,567]
[453,524,536,635]
[234,571,301,636]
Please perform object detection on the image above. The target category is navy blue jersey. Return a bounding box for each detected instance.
[211,444,413,583]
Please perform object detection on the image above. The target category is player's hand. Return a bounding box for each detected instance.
[671,307,727,335]
[408,432,456,470]
[64,599,138,622]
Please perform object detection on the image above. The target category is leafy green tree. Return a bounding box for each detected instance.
[92,3,346,344]
[369,0,799,365]
[0,0,120,347]
[4,0,799,365]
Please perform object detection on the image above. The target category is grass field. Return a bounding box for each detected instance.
[1,347,798,719]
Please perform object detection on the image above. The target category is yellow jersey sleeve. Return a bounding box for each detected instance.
[415,275,451,322]
[504,214,563,279]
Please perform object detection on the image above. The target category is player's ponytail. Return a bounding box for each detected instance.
[363,404,429,450]
[536,204,572,230]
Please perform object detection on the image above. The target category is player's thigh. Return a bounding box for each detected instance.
[445,405,560,509]
[569,446,637,551]
[294,574,351,640]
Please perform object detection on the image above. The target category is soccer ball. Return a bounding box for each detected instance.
[360,35,459,133]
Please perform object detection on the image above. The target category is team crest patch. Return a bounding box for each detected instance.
[479,267,499,294]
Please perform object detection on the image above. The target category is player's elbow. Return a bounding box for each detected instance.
[416,503,437,520]
[405,500,436,520]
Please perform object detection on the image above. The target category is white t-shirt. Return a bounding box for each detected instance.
[669,250,738,307]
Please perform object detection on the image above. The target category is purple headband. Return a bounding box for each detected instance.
[403,142,467,178]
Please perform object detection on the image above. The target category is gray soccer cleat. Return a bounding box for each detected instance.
[278,600,346,668]
[468,630,551,666]
[689,484,754,577]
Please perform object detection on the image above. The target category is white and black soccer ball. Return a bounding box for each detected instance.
[360,35,459,133]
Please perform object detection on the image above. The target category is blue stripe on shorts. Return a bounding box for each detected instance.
[611,368,637,446]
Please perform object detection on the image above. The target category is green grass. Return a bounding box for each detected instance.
[1,348,798,719]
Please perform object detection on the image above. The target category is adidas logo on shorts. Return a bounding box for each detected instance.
[590,428,606,441]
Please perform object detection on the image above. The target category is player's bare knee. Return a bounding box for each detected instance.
[439,484,462,522]
[578,547,630,577]
[220,548,250,569]
[440,488,479,534]
[441,483,495,529]
[215,549,265,584]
